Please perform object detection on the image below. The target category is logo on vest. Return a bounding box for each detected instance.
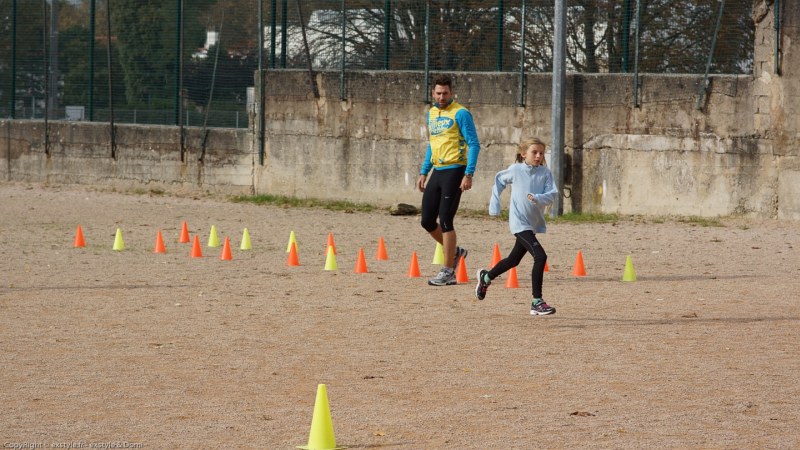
[430,117,454,136]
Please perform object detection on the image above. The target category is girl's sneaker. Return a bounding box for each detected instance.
[475,269,490,300]
[530,300,556,315]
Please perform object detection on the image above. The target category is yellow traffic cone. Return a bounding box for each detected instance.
[287,230,298,253]
[207,225,220,248]
[240,228,252,250]
[112,228,125,251]
[431,242,444,265]
[324,245,338,271]
[622,255,637,282]
[298,384,344,450]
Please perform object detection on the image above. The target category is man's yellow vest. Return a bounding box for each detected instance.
[428,101,468,168]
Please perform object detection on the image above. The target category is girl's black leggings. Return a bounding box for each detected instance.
[487,230,547,299]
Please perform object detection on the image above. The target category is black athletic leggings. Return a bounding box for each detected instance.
[487,230,547,299]
[420,167,465,233]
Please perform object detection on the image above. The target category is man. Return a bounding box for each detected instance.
[417,74,481,286]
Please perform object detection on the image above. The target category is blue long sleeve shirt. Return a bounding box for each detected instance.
[489,162,559,234]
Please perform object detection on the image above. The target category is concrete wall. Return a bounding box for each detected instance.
[1,121,253,196]
[2,0,797,219]
[254,71,785,217]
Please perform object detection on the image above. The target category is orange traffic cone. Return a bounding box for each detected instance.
[153,230,166,254]
[505,266,519,288]
[408,252,421,277]
[179,221,190,243]
[572,251,587,277]
[544,261,549,272]
[491,243,501,267]
[456,255,469,283]
[376,237,389,260]
[327,232,337,255]
[287,242,300,266]
[355,248,368,273]
[220,237,233,260]
[73,225,86,248]
[191,235,203,258]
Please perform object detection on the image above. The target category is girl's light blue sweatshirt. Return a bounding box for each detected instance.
[489,162,559,234]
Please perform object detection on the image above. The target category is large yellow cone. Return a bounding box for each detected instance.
[298,384,344,450]
[431,242,444,265]
[112,228,125,251]
[324,245,338,271]
[622,255,637,282]
[207,225,220,248]
[240,228,252,250]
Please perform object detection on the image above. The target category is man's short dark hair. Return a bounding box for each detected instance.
[433,75,453,89]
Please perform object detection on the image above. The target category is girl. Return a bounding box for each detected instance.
[475,137,559,315]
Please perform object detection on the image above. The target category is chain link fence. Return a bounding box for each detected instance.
[0,0,756,125]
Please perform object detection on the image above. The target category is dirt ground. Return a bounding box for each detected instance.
[1,181,798,449]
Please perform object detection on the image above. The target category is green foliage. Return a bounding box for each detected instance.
[89,0,212,109]
[677,216,724,227]
[112,1,174,106]
[1,0,49,103]
[456,209,620,224]
[58,24,126,108]
[550,212,621,224]
[231,194,376,213]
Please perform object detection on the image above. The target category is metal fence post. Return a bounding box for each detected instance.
[106,0,116,159]
[774,0,781,75]
[384,0,391,70]
[89,0,95,121]
[496,0,504,71]
[270,0,277,68]
[48,0,58,119]
[340,0,347,100]
[10,0,17,118]
[424,0,430,104]
[622,0,632,72]
[259,0,265,165]
[633,0,641,108]
[280,0,288,68]
[174,0,182,126]
[551,0,567,217]
[42,0,50,154]
[517,0,526,106]
[695,0,726,111]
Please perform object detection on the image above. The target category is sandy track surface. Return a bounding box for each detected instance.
[1,182,799,449]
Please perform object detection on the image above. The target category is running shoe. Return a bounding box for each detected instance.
[475,269,490,300]
[428,267,457,286]
[530,300,556,315]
